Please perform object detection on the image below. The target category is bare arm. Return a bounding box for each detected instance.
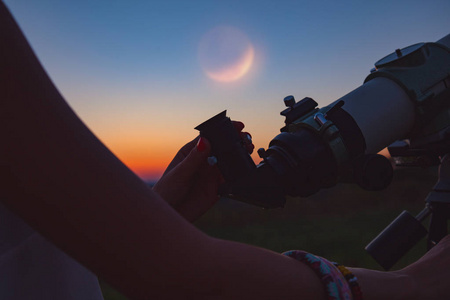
[5,2,450,299]
[0,2,326,299]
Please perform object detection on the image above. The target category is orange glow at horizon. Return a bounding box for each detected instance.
[116,150,172,181]
[105,137,180,181]
[109,137,266,182]
[120,148,264,182]
[93,106,281,182]
[116,144,395,181]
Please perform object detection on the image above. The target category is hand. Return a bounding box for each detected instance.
[397,235,450,300]
[153,121,253,222]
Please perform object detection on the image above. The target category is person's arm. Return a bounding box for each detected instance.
[352,234,450,300]
[349,268,414,300]
[2,2,450,299]
[154,135,450,300]
[0,2,327,299]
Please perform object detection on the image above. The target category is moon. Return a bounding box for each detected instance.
[198,26,255,83]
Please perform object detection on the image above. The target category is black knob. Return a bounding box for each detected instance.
[284,95,296,107]
[354,154,393,191]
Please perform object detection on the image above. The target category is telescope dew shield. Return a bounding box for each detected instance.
[365,42,450,140]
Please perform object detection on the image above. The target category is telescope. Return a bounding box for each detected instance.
[196,34,450,270]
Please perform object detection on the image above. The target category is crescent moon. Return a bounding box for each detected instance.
[198,26,255,83]
[205,45,255,82]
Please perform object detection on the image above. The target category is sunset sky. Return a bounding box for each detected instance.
[4,0,450,181]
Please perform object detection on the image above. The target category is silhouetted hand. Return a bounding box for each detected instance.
[153,121,253,222]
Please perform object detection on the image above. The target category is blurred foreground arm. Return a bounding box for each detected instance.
[2,2,450,299]
[0,2,325,299]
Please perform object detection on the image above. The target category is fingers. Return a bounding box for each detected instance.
[232,121,245,132]
[240,131,254,154]
[233,120,254,154]
[165,119,252,176]
[163,137,200,175]
[157,137,212,199]
[170,137,212,181]
[177,136,201,158]
[177,165,222,222]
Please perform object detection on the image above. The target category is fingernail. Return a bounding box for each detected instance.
[196,137,207,152]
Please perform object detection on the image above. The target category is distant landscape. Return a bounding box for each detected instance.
[101,166,440,299]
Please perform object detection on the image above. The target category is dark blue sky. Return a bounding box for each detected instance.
[4,0,450,179]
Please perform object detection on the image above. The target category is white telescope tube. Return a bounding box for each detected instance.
[330,35,450,154]
[337,77,414,154]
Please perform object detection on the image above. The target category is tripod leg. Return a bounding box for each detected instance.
[427,202,449,249]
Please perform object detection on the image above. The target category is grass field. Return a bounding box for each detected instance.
[101,166,440,299]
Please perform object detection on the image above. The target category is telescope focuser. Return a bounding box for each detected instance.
[195,111,286,208]
[195,95,394,208]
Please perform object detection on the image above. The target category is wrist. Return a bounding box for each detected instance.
[348,268,417,300]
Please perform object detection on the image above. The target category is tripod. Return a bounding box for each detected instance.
[426,154,450,248]
[366,151,450,270]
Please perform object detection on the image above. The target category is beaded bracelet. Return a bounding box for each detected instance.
[333,263,363,300]
[283,250,352,300]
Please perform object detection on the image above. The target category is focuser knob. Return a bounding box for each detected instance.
[353,154,393,191]
[280,96,318,125]
[283,95,296,108]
